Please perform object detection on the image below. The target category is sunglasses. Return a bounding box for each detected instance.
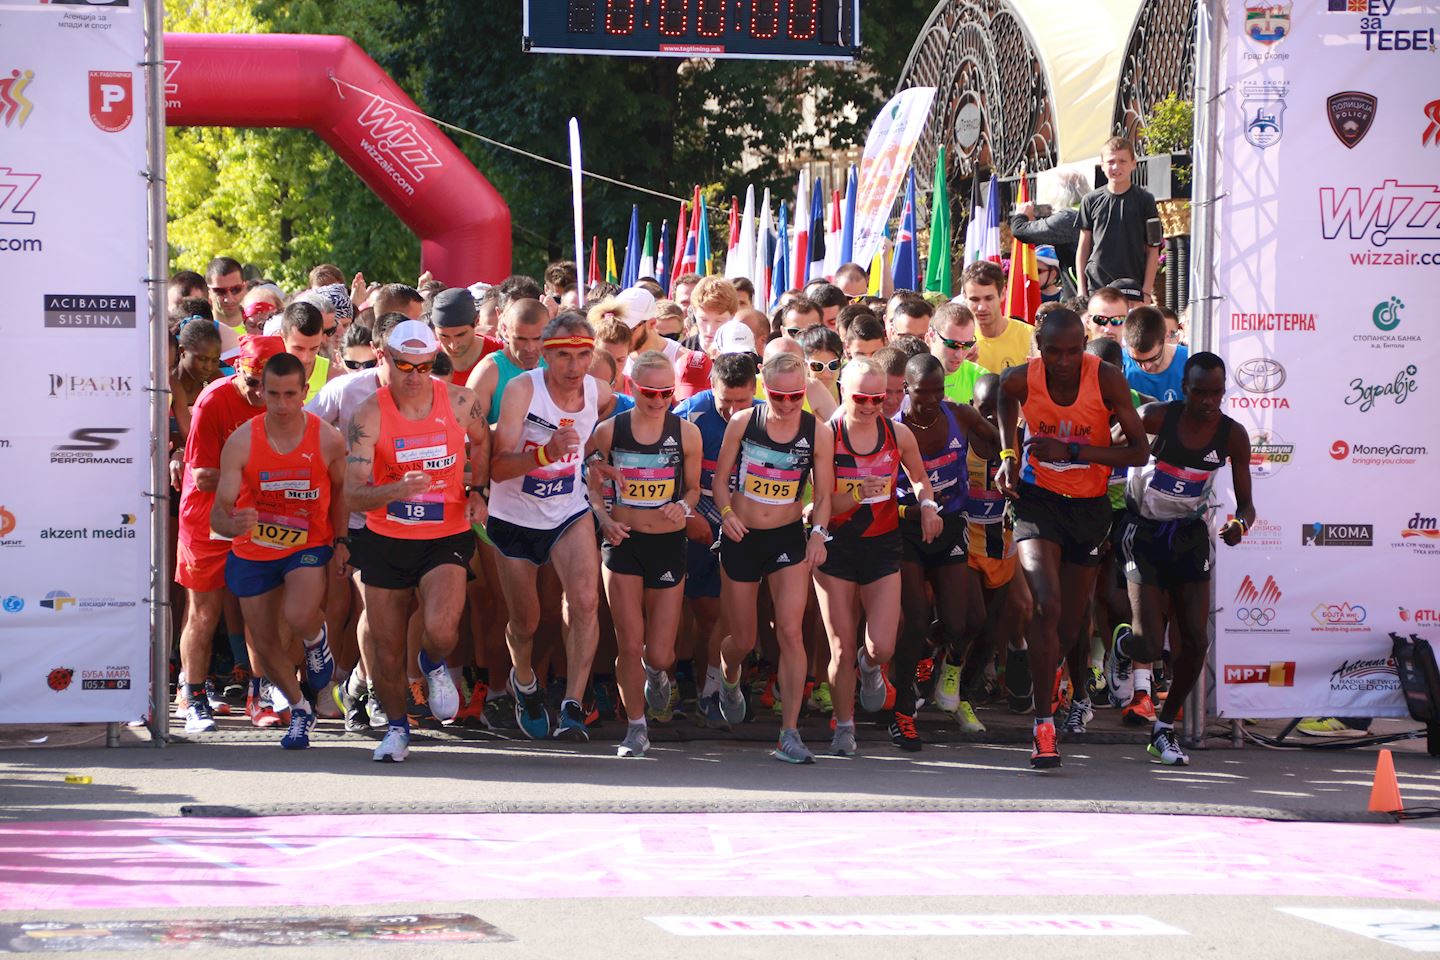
[850,392,886,406]
[1091,315,1126,326]
[344,358,378,370]
[808,359,841,372]
[1130,349,1164,366]
[784,326,803,338]
[392,358,435,374]
[936,335,977,350]
[323,325,339,337]
[636,385,675,400]
[242,301,276,320]
[209,284,244,297]
[767,389,806,402]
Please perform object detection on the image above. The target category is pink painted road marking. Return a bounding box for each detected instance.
[1,812,1436,912]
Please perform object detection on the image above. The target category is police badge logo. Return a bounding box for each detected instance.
[1327,91,1377,149]
[1245,2,1292,45]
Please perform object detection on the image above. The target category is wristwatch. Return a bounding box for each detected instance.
[333,535,352,548]
[1067,441,1082,462]
[810,524,833,542]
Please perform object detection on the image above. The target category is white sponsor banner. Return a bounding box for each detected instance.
[0,1,151,722]
[850,86,936,269]
[1212,0,1440,718]
[1280,908,1440,953]
[648,915,1186,938]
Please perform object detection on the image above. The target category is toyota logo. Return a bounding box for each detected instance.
[1235,358,1287,394]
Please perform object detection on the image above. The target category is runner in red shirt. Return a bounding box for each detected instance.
[433,287,502,386]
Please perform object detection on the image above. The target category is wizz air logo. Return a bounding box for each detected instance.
[1319,180,1440,247]
[354,95,442,196]
[0,168,40,226]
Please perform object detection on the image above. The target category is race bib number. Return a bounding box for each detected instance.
[522,471,575,499]
[963,489,1006,523]
[741,463,800,505]
[836,469,893,505]
[251,512,309,550]
[385,492,444,524]
[619,474,675,508]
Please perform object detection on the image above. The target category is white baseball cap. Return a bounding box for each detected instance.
[386,319,440,354]
[614,287,656,329]
[712,319,756,356]
[262,317,284,337]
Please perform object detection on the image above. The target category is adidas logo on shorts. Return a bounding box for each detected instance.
[660,571,675,582]
[776,553,790,563]
[949,544,964,557]
[1203,450,1221,464]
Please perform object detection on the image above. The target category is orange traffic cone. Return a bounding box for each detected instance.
[1367,748,1404,814]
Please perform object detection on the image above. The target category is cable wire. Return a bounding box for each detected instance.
[327,74,687,204]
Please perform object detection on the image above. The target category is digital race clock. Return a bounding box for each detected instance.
[523,1,860,60]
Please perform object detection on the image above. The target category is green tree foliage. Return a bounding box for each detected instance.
[166,0,935,285]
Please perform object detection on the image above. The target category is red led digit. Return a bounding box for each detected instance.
[750,0,778,37]
[788,0,816,40]
[659,0,689,36]
[698,0,725,37]
[604,0,636,34]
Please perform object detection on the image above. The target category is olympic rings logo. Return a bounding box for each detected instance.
[1237,607,1276,626]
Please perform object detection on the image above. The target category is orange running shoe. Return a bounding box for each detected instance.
[1050,667,1068,715]
[247,694,281,728]
[452,680,489,728]
[1031,720,1061,769]
[1122,690,1157,726]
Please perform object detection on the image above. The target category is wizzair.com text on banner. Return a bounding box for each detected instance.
[0,0,152,722]
[1211,0,1440,718]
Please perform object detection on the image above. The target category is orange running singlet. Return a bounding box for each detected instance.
[232,413,333,561]
[1019,353,1112,498]
[366,378,468,539]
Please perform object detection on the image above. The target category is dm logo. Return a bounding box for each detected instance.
[1373,296,1403,332]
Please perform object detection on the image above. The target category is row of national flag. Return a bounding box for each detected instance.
[586,153,1044,323]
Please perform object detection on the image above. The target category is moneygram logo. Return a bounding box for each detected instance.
[1250,431,1295,478]
[1224,661,1296,686]
[0,69,35,128]
[1343,364,1418,413]
[354,94,442,197]
[1311,600,1368,629]
[1330,439,1427,465]
[1233,574,1282,628]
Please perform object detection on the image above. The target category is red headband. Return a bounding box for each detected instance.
[543,336,595,349]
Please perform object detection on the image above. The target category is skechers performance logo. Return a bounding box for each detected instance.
[44,294,136,329]
[51,427,132,465]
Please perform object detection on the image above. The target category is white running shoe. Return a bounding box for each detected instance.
[857,651,887,713]
[424,661,459,721]
[616,724,650,758]
[373,726,410,762]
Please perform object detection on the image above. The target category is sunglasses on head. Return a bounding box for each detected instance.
[767,389,806,403]
[808,358,841,372]
[850,392,886,406]
[344,358,378,370]
[391,358,435,374]
[210,284,243,297]
[1092,315,1126,326]
[636,385,675,400]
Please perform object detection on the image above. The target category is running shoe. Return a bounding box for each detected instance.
[1296,716,1370,738]
[695,691,731,731]
[914,656,936,704]
[857,650,889,713]
[1030,720,1061,769]
[247,693,281,728]
[280,705,313,750]
[806,681,833,715]
[510,670,552,740]
[1122,690,1156,726]
[1062,697,1093,735]
[934,662,961,713]
[554,700,589,742]
[1107,623,1135,707]
[772,728,815,764]
[302,625,335,691]
[829,723,858,757]
[1050,668,1068,716]
[955,699,987,734]
[424,661,459,722]
[204,679,232,716]
[888,711,921,752]
[616,724,649,758]
[223,666,250,702]
[592,679,619,723]
[1086,665,1106,702]
[335,675,367,733]
[648,680,679,724]
[365,681,388,729]
[643,665,673,716]
[1004,648,1033,713]
[1147,725,1189,765]
[314,682,342,720]
[373,725,409,763]
[718,679,747,725]
[184,699,216,734]
[406,679,433,728]
[483,693,520,731]
[452,680,489,729]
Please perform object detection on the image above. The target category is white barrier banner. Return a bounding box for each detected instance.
[1213,0,1440,718]
[0,1,152,722]
[850,86,936,269]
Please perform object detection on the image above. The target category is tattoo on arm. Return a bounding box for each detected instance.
[345,420,366,447]
[468,398,484,421]
[346,455,372,466]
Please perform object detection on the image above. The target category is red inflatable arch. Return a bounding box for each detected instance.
[164,33,511,285]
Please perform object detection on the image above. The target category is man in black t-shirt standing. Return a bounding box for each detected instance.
[1076,137,1161,302]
